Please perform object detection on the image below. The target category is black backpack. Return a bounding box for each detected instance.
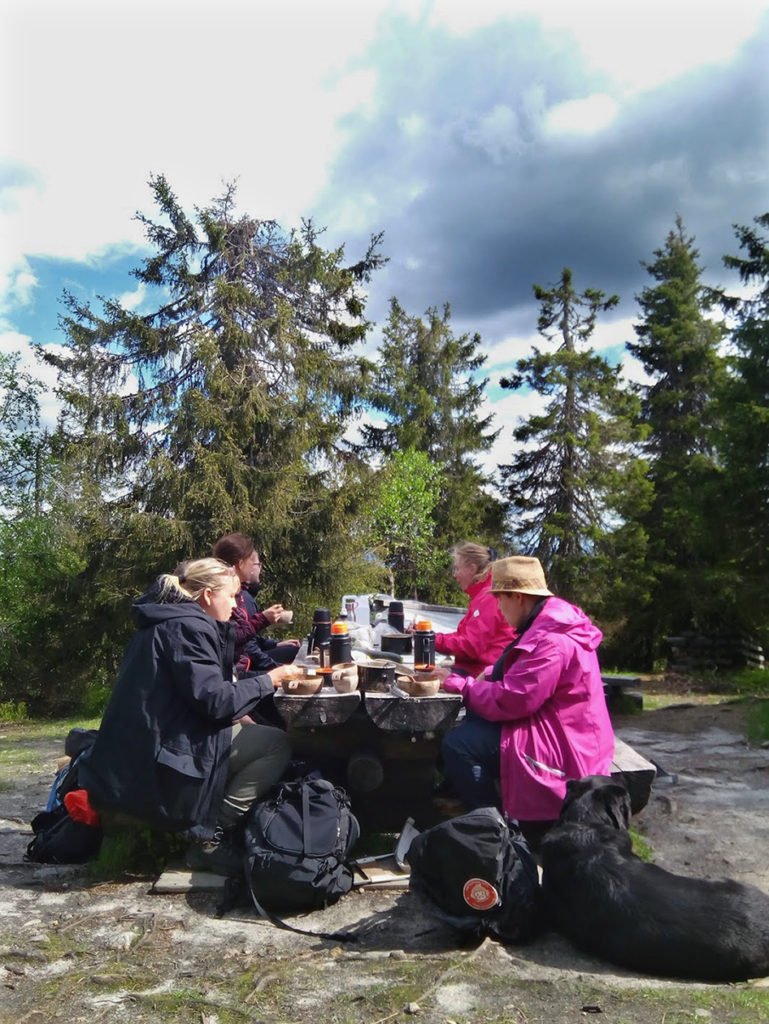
[406,807,540,944]
[26,802,103,864]
[227,776,360,939]
[26,745,103,865]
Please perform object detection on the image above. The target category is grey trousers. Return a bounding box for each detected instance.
[218,722,292,829]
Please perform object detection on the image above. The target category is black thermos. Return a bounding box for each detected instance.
[308,607,331,654]
[387,600,405,633]
[413,620,435,668]
[330,621,352,664]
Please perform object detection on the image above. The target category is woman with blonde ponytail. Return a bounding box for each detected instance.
[80,558,296,872]
[427,542,515,678]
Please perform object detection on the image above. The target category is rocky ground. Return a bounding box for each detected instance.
[2,688,769,1024]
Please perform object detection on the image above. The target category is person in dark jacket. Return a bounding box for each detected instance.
[80,559,295,855]
[212,532,300,672]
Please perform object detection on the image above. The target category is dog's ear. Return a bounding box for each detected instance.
[560,777,588,816]
[599,782,631,830]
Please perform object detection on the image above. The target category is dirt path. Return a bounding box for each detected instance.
[2,702,769,1023]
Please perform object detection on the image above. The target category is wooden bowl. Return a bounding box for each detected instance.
[396,675,441,697]
[281,675,323,695]
[331,663,359,693]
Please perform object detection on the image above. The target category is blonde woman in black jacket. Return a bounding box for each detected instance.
[80,559,294,867]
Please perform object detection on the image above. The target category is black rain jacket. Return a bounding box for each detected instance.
[80,582,275,840]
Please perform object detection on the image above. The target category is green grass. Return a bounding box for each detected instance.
[642,692,727,710]
[91,827,187,879]
[0,715,101,739]
[630,827,654,862]
[745,697,769,746]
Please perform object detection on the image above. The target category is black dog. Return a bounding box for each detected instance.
[540,775,769,981]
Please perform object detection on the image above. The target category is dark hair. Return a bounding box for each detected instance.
[212,532,255,566]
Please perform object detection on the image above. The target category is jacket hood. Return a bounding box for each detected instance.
[518,595,602,653]
[132,578,212,630]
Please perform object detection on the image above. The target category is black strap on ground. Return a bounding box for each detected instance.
[241,855,358,943]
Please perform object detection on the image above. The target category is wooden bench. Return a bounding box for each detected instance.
[603,674,643,714]
[611,735,656,814]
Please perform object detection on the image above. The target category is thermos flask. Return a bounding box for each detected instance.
[413,619,435,669]
[308,607,331,654]
[330,620,352,665]
[387,600,405,633]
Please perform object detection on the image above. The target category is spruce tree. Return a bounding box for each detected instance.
[499,268,640,603]
[360,298,504,601]
[714,212,769,644]
[625,217,725,665]
[0,351,48,516]
[40,176,386,695]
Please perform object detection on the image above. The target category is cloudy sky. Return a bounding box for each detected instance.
[2,0,768,471]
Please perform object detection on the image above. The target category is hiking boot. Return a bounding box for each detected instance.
[185,827,243,876]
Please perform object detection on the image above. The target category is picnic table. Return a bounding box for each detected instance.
[272,669,654,833]
[274,597,654,832]
[274,662,463,832]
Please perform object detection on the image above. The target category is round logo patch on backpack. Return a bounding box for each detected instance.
[462,877,500,911]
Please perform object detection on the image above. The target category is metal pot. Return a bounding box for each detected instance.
[380,633,413,656]
[358,659,396,693]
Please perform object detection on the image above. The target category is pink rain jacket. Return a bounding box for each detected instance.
[434,573,515,678]
[443,596,615,821]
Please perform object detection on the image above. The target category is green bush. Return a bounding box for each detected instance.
[0,700,28,723]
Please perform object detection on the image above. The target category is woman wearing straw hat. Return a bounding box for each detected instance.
[441,556,614,846]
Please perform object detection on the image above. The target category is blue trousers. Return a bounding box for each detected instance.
[441,712,502,810]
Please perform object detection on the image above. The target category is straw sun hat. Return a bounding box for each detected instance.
[490,556,553,597]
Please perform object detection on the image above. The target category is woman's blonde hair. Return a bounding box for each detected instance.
[451,542,497,584]
[157,557,239,602]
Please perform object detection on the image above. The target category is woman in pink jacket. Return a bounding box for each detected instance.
[431,542,515,678]
[441,556,614,844]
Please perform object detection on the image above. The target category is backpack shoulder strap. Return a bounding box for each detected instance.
[218,856,359,943]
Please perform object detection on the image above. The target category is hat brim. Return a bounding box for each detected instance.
[491,586,553,597]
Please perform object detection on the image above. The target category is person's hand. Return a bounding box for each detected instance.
[431,665,452,684]
[262,604,284,624]
[267,664,302,689]
[233,714,256,725]
[279,638,301,647]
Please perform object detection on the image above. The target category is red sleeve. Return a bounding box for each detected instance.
[251,611,269,633]
[434,591,510,663]
[231,602,256,648]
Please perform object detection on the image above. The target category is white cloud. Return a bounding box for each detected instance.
[430,0,769,93]
[0,257,38,310]
[544,93,618,136]
[0,0,393,272]
[399,114,426,137]
[480,386,548,479]
[118,283,150,313]
[0,329,63,428]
